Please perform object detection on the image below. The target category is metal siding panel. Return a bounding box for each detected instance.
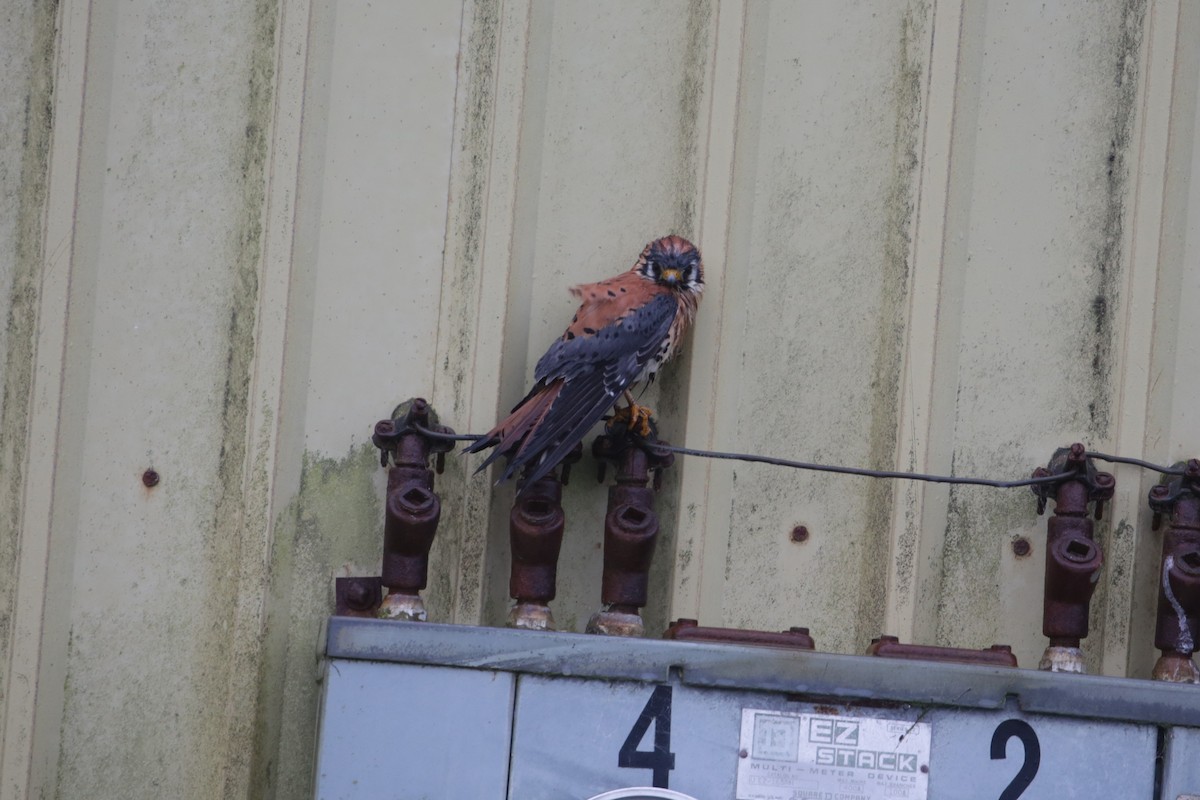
[24,0,281,797]
[691,0,933,653]
[932,1,1149,674]
[271,2,467,796]
[302,0,461,457]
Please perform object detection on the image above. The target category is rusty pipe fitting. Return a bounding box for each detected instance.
[507,473,567,631]
[1149,459,1200,683]
[1031,444,1113,672]
[382,479,441,590]
[1042,533,1103,642]
[372,398,452,621]
[600,503,659,607]
[586,427,674,637]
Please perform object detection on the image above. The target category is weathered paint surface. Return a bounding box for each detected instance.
[42,0,280,796]
[266,444,382,800]
[0,0,58,745]
[706,1,930,654]
[2,0,1198,797]
[934,0,1147,672]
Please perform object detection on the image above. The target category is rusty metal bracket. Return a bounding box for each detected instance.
[334,576,383,618]
[866,635,1017,668]
[585,422,675,637]
[1148,459,1200,683]
[664,619,816,651]
[1029,443,1114,673]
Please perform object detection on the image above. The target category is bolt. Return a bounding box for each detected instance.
[790,525,810,543]
[346,580,376,611]
[142,469,160,488]
[1012,537,1031,557]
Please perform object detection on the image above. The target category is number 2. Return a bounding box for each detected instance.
[990,719,1041,800]
[618,685,676,788]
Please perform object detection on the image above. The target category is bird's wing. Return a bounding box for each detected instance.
[476,288,677,487]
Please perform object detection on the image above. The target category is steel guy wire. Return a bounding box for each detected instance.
[410,422,1184,487]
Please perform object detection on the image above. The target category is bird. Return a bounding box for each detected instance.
[467,235,704,489]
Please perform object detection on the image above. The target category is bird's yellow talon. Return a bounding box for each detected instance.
[612,400,654,436]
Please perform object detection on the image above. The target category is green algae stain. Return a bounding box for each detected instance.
[266,443,383,800]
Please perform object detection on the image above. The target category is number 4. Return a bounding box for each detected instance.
[618,685,676,788]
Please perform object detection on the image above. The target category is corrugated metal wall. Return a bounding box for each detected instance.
[2,0,1197,797]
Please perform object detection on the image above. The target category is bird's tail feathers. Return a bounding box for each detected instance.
[467,380,564,476]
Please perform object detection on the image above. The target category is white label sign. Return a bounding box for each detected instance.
[736,710,930,800]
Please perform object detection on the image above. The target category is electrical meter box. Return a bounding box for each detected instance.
[314,618,1200,799]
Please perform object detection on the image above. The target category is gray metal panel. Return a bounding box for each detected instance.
[928,710,1155,799]
[1163,726,1200,799]
[313,659,513,799]
[326,618,1200,727]
[507,676,925,798]
[506,674,1155,799]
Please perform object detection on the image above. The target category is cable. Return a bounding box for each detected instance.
[655,443,1065,488]
[410,422,1124,488]
[1085,451,1185,476]
[411,427,486,443]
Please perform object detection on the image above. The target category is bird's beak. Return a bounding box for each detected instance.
[661,268,681,285]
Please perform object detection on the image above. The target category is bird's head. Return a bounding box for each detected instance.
[635,235,704,294]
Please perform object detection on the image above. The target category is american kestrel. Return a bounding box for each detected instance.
[468,235,704,488]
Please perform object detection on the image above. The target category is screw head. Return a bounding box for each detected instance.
[142,469,160,488]
[1012,537,1031,557]
[791,525,810,543]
